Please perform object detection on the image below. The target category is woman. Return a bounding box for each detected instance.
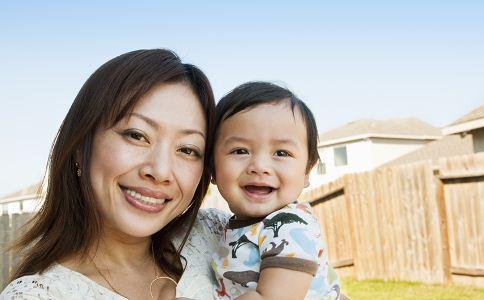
[1,49,229,299]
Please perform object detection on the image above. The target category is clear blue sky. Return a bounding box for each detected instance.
[1,0,483,196]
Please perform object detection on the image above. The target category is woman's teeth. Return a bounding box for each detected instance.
[125,189,165,205]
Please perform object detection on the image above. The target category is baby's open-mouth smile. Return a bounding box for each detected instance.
[241,183,277,201]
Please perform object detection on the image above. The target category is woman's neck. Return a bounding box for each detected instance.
[93,227,153,268]
[61,226,153,272]
[61,230,166,299]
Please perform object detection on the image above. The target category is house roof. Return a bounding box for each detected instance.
[1,182,41,200]
[383,134,473,167]
[318,118,442,146]
[449,104,484,126]
[443,104,484,135]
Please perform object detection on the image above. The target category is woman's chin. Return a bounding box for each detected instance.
[117,222,166,239]
[104,213,171,239]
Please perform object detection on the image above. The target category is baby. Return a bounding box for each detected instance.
[211,82,341,299]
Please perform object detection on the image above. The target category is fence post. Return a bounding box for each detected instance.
[434,170,452,284]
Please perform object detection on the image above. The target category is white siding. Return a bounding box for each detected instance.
[370,138,430,167]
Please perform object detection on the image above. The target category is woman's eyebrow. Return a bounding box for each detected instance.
[131,112,159,129]
[130,112,205,138]
[181,129,205,139]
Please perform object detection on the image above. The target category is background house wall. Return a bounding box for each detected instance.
[310,139,373,187]
[370,138,431,166]
[471,128,484,152]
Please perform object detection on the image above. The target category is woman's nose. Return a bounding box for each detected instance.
[140,145,175,184]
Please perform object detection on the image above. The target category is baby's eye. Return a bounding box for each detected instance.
[274,150,290,157]
[122,129,148,143]
[179,147,201,157]
[230,148,249,155]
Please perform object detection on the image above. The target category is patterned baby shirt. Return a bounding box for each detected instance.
[211,202,340,299]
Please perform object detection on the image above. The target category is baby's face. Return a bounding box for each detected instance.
[213,101,310,219]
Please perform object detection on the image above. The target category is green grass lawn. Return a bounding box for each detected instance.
[341,277,484,300]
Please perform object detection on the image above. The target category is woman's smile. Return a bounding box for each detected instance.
[121,186,172,213]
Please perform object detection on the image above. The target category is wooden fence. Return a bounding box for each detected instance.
[0,212,35,289]
[300,152,484,287]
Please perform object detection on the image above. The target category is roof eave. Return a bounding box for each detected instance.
[443,118,484,135]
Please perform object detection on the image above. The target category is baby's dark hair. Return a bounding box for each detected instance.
[214,81,319,173]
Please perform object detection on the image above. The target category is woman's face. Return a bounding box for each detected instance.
[89,83,206,238]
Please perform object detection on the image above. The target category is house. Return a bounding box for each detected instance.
[384,104,483,167]
[308,118,442,186]
[0,182,42,215]
[442,104,484,153]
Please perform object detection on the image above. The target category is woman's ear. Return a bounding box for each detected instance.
[210,177,217,185]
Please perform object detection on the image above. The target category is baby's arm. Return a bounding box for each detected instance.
[236,267,313,300]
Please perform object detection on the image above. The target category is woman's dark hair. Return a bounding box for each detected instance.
[213,81,319,174]
[11,49,215,282]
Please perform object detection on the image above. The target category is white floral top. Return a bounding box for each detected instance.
[0,209,230,300]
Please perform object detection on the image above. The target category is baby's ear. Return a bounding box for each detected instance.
[304,174,310,188]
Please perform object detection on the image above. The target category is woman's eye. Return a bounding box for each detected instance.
[231,148,249,155]
[179,147,201,157]
[274,150,290,157]
[122,130,148,143]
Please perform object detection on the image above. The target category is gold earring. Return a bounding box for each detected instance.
[75,162,82,177]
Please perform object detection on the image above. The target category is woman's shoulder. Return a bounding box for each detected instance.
[1,264,122,300]
[1,272,56,299]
